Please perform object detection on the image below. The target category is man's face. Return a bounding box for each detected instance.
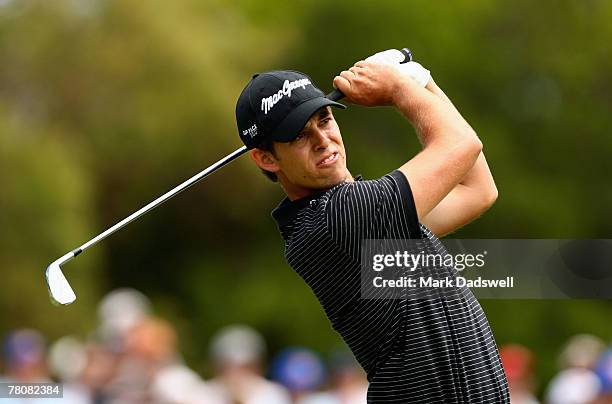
[270,107,350,197]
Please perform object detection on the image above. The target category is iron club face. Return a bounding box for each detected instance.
[46,251,78,305]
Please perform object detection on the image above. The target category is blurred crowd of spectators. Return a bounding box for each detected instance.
[1,288,611,403]
[500,334,612,404]
[0,288,367,403]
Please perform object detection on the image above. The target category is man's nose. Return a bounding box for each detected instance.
[311,128,330,150]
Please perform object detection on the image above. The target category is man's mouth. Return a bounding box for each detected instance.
[317,152,339,167]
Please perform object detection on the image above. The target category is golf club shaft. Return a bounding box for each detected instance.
[72,83,343,256]
[73,145,248,256]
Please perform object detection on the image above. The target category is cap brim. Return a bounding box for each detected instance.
[270,97,346,143]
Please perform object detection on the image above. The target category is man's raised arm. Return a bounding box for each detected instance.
[408,79,498,236]
[334,60,491,235]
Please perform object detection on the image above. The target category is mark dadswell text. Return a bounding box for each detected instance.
[373,276,514,289]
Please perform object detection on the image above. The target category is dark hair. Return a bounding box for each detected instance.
[256,139,278,182]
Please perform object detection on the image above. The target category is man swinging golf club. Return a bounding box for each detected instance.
[44,47,510,402]
[235,49,510,402]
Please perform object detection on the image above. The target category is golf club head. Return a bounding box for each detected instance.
[45,252,77,305]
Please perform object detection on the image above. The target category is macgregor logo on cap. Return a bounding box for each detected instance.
[261,78,312,115]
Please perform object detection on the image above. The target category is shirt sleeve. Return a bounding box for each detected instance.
[325,170,422,260]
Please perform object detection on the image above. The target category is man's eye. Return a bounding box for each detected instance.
[321,118,331,125]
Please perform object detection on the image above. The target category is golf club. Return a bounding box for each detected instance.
[45,48,413,305]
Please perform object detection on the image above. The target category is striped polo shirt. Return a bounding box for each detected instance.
[272,170,510,403]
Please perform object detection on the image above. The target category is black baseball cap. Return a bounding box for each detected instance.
[235,70,346,149]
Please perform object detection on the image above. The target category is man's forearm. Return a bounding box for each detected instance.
[393,76,483,219]
[392,77,480,150]
[415,79,498,235]
[420,151,498,237]
[422,79,497,200]
[460,152,497,198]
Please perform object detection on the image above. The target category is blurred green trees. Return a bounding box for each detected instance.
[1,0,610,391]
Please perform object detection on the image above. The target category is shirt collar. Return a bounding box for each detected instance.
[271,174,363,230]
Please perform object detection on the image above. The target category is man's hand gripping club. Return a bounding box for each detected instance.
[333,49,497,236]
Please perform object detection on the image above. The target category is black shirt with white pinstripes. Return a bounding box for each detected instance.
[272,170,510,403]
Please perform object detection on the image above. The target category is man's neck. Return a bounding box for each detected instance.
[281,171,354,201]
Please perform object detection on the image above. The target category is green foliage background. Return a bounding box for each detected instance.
[1,0,611,395]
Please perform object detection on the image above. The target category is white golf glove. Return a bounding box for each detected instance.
[365,49,431,88]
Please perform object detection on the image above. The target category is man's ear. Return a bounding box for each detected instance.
[250,149,280,173]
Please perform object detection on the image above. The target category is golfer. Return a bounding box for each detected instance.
[235,53,510,402]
